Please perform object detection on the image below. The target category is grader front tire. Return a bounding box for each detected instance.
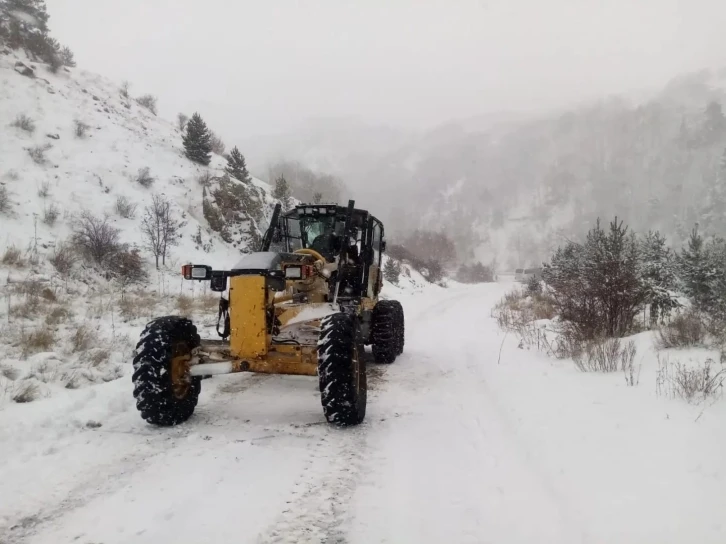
[132,316,201,426]
[318,313,367,426]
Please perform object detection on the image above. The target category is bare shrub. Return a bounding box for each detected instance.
[0,185,9,213]
[74,119,90,138]
[177,113,189,132]
[136,167,155,188]
[43,203,60,226]
[120,80,130,98]
[209,131,226,155]
[49,242,75,274]
[19,328,56,357]
[11,114,35,133]
[70,324,95,352]
[40,287,56,302]
[71,211,120,265]
[37,180,51,198]
[136,94,158,115]
[107,248,147,291]
[657,356,725,403]
[12,380,41,403]
[197,170,212,187]
[656,310,707,349]
[2,245,23,266]
[27,144,51,165]
[114,195,137,219]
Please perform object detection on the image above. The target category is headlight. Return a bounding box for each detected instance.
[285,266,302,279]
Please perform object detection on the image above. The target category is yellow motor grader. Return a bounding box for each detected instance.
[132,200,404,427]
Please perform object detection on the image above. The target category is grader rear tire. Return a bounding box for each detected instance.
[371,300,401,364]
[318,313,366,426]
[132,316,201,426]
[392,301,405,355]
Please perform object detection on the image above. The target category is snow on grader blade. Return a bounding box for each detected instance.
[131,200,405,427]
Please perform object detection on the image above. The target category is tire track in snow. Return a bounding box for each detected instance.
[255,426,368,544]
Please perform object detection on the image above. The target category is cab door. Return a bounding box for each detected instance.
[367,221,383,298]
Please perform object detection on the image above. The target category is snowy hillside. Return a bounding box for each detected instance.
[0,48,285,404]
[0,49,278,269]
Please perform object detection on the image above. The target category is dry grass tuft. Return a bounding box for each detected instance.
[572,338,638,373]
[2,245,24,266]
[196,293,219,313]
[70,324,96,353]
[45,304,72,325]
[118,291,158,320]
[176,294,194,315]
[0,364,20,381]
[12,380,41,403]
[19,327,56,358]
[88,349,111,367]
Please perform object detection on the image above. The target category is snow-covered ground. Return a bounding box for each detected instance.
[2,280,725,544]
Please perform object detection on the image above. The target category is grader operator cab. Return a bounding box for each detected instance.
[132,200,404,427]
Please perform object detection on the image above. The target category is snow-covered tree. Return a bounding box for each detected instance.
[225,146,250,183]
[383,258,401,285]
[182,113,212,166]
[543,218,646,338]
[639,230,680,325]
[273,174,292,211]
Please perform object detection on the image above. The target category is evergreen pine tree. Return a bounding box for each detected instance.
[225,146,250,183]
[273,174,292,210]
[182,112,212,166]
[383,258,401,285]
[677,225,714,311]
[639,230,680,325]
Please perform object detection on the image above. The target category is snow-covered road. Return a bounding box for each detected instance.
[2,283,726,543]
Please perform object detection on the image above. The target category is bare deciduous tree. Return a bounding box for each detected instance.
[177,113,189,132]
[141,194,184,268]
[136,94,158,115]
[209,131,226,155]
[71,211,120,265]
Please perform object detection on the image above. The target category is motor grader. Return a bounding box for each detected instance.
[131,200,404,427]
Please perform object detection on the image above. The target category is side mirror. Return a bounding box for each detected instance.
[380,240,387,252]
[182,264,212,281]
[210,272,228,292]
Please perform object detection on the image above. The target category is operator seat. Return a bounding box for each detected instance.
[310,233,340,262]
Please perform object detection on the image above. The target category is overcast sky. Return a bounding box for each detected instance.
[46,0,726,143]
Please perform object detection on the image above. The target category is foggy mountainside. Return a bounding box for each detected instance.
[245,70,726,269]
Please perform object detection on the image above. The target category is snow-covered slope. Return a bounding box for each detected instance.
[0,49,284,403]
[0,49,276,270]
